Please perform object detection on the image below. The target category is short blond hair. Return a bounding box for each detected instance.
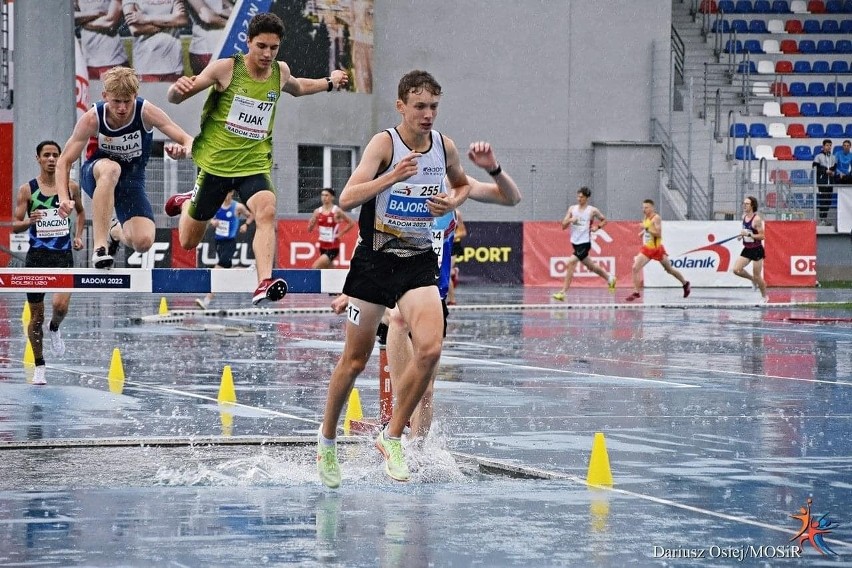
[101,66,140,98]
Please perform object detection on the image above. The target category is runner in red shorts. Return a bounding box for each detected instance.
[626,199,690,301]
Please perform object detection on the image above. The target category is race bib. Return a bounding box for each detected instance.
[35,208,71,239]
[432,228,445,267]
[215,219,231,238]
[376,182,438,234]
[98,129,143,161]
[225,95,274,140]
[319,225,335,243]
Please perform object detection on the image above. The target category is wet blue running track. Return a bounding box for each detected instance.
[0,286,849,566]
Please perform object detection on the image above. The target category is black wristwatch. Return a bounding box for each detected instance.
[326,77,334,92]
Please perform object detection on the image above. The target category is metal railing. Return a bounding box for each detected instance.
[651,118,713,219]
[0,0,11,109]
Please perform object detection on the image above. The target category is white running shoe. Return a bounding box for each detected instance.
[195,297,210,309]
[32,365,46,386]
[49,328,65,356]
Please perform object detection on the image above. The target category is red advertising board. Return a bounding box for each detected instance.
[763,220,817,287]
[276,219,360,268]
[523,221,637,287]
[523,220,818,288]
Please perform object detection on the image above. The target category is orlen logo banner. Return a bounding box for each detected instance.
[764,220,816,286]
[643,221,747,287]
[455,221,523,285]
[523,221,635,287]
[276,219,359,268]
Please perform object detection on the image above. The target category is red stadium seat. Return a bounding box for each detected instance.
[781,102,801,117]
[774,145,795,160]
[770,81,789,96]
[807,0,826,12]
[785,19,803,33]
[787,123,807,137]
[780,39,799,54]
[775,60,794,73]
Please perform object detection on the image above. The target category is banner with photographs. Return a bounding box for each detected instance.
[74,0,374,92]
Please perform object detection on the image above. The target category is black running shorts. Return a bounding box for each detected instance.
[25,248,74,303]
[343,245,439,309]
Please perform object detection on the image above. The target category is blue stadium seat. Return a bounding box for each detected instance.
[749,123,770,138]
[731,19,749,32]
[793,60,812,73]
[821,19,841,32]
[749,19,769,32]
[807,82,826,96]
[819,102,838,116]
[806,123,826,137]
[845,123,852,136]
[725,40,744,53]
[755,0,773,10]
[719,0,736,11]
[799,40,817,54]
[794,145,815,160]
[827,82,845,96]
[789,82,807,96]
[712,19,731,32]
[835,40,852,54]
[803,19,822,32]
[811,60,830,74]
[844,0,852,12]
[813,145,824,157]
[842,19,852,33]
[839,102,852,116]
[826,123,844,137]
[826,0,844,11]
[744,40,763,54]
[800,102,819,116]
[816,40,835,54]
[771,0,790,11]
[736,145,755,160]
[845,82,852,95]
[830,61,850,74]
[735,0,754,10]
[730,122,749,137]
[738,60,758,73]
[790,168,812,183]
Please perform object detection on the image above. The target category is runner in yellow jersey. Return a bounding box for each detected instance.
[626,199,690,301]
[165,12,348,305]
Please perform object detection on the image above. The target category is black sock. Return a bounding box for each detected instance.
[48,321,59,332]
[35,358,45,366]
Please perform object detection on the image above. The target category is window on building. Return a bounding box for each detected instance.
[298,145,357,213]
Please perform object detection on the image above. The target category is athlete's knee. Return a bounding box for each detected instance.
[413,340,442,369]
[130,234,154,253]
[95,161,122,186]
[252,202,277,225]
[341,352,370,377]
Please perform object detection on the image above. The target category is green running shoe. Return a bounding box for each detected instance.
[608,277,616,293]
[552,291,565,301]
[375,429,410,482]
[317,438,341,489]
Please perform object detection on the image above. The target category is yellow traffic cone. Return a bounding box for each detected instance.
[158,297,169,315]
[108,347,125,394]
[23,339,35,366]
[586,432,614,487]
[343,387,364,435]
[218,365,236,403]
[220,409,234,437]
[21,302,31,325]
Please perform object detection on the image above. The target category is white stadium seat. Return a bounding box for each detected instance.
[763,101,783,117]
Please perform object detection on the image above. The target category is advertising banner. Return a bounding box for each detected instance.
[763,220,817,287]
[523,221,635,287]
[455,221,523,285]
[276,219,359,269]
[642,221,750,287]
